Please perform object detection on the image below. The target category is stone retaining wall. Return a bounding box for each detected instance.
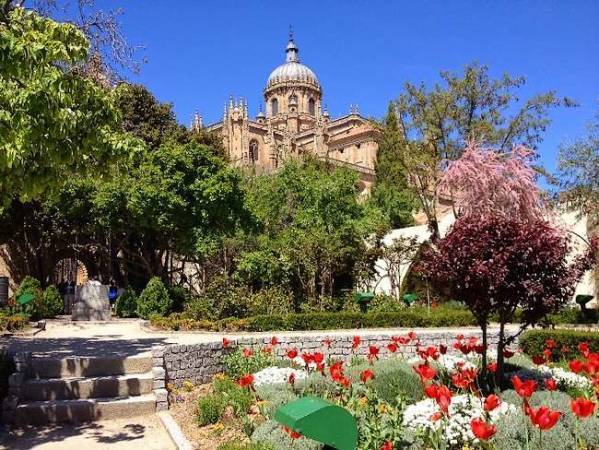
[155,329,508,388]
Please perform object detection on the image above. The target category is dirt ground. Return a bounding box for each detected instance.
[169,383,256,450]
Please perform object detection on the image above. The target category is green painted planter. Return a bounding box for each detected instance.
[402,293,418,306]
[275,396,358,450]
[575,294,594,307]
[16,292,35,306]
[353,292,374,313]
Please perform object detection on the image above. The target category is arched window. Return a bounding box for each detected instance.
[289,94,297,104]
[249,140,259,163]
[308,98,316,116]
[271,98,278,116]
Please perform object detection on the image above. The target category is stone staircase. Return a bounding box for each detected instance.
[9,354,157,425]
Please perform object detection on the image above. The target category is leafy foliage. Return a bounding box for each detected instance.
[0,8,139,203]
[197,393,226,426]
[115,286,137,318]
[557,109,599,224]
[418,213,597,380]
[222,347,275,380]
[136,277,172,319]
[41,285,63,318]
[520,329,599,358]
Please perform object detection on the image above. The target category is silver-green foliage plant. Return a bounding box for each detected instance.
[251,420,322,450]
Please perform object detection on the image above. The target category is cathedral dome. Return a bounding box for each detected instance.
[266,38,320,89]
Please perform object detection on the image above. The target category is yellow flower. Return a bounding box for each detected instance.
[358,396,368,408]
[379,403,388,414]
[212,422,225,434]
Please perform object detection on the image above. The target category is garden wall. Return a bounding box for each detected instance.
[153,328,510,388]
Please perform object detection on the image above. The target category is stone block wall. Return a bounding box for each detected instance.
[156,329,507,388]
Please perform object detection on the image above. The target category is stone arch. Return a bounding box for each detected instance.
[54,258,89,286]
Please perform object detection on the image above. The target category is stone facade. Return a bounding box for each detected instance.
[155,329,508,389]
[199,34,379,194]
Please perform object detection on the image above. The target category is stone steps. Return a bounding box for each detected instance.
[29,354,153,379]
[23,372,154,401]
[13,393,157,426]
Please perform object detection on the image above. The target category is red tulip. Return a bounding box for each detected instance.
[283,426,301,439]
[238,374,254,387]
[544,378,557,391]
[352,336,361,349]
[569,360,585,374]
[414,363,437,381]
[242,348,253,358]
[286,348,298,359]
[543,348,552,361]
[408,331,417,341]
[380,442,393,450]
[435,385,452,414]
[578,342,590,357]
[529,406,561,430]
[512,376,537,398]
[288,373,296,385]
[387,342,398,353]
[487,362,498,373]
[329,361,344,381]
[270,336,279,346]
[323,337,332,348]
[570,397,596,418]
[360,369,375,383]
[424,384,439,398]
[368,345,380,361]
[439,344,448,355]
[471,418,497,440]
[419,346,440,361]
[532,355,545,365]
[313,352,325,365]
[484,394,501,412]
[222,338,232,348]
[301,353,313,365]
[545,338,557,349]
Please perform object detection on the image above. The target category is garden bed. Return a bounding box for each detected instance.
[169,330,599,450]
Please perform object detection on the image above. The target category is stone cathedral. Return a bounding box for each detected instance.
[195,35,379,192]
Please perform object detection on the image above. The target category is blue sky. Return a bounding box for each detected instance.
[116,0,599,172]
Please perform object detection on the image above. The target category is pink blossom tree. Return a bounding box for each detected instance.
[439,142,544,221]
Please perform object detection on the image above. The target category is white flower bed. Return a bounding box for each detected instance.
[253,366,307,387]
[403,394,515,446]
[535,365,593,391]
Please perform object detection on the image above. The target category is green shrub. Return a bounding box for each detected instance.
[115,287,138,318]
[197,393,226,426]
[519,329,599,360]
[182,297,215,321]
[222,347,275,379]
[368,294,404,313]
[0,310,28,332]
[152,306,477,332]
[14,276,43,319]
[41,285,63,318]
[136,277,172,319]
[247,287,295,316]
[252,420,323,450]
[212,374,253,416]
[167,285,192,313]
[217,443,274,450]
[347,358,423,404]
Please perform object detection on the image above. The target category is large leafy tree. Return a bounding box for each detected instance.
[237,158,384,304]
[393,63,573,238]
[0,7,139,204]
[371,102,417,228]
[557,110,599,226]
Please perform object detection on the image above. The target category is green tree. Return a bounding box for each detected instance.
[371,102,417,228]
[136,276,171,319]
[114,83,187,150]
[557,110,599,226]
[393,63,573,238]
[237,159,384,305]
[0,7,139,204]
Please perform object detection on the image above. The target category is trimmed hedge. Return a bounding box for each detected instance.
[520,328,599,358]
[151,306,477,332]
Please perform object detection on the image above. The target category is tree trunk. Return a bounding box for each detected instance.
[496,321,506,387]
[480,321,488,377]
